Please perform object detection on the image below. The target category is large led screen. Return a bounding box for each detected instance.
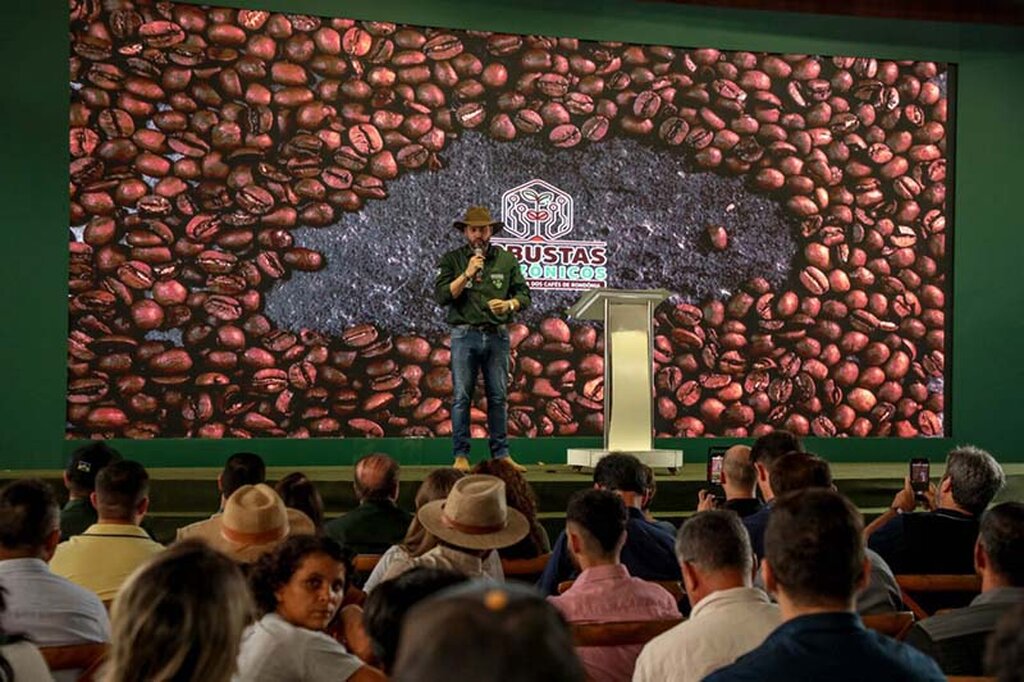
[67,1,953,439]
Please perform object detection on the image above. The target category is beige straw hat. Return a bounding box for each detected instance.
[196,484,315,563]
[417,474,529,551]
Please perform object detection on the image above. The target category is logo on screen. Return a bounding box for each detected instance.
[495,179,607,291]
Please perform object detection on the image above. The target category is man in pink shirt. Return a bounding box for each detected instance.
[548,489,681,682]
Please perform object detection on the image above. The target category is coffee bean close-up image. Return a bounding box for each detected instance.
[66,0,952,440]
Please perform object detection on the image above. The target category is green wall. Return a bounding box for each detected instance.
[2,0,1022,469]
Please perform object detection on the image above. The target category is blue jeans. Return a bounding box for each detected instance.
[450,325,510,459]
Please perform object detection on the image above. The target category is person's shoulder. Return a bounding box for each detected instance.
[44,568,107,613]
[867,628,946,678]
[176,515,219,541]
[909,603,990,642]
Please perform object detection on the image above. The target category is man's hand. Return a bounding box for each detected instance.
[697,489,719,512]
[891,477,918,513]
[488,299,515,316]
[922,482,938,511]
[465,254,485,278]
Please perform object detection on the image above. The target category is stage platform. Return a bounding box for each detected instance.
[4,463,1022,545]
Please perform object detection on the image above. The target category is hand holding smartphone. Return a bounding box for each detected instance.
[704,446,728,505]
[910,458,930,502]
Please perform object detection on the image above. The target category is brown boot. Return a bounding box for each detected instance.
[504,456,528,473]
[453,455,471,472]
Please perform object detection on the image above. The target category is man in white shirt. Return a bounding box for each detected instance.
[0,479,109,682]
[633,510,780,682]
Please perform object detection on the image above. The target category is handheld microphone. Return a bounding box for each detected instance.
[473,246,484,283]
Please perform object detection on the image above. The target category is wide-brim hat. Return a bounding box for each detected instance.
[417,474,529,551]
[199,484,316,563]
[453,206,503,233]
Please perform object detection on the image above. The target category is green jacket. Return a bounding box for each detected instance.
[434,244,532,326]
[324,499,413,555]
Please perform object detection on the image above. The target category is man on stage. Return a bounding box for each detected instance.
[434,206,532,472]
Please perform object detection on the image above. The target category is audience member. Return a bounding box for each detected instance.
[640,464,677,535]
[750,452,903,615]
[325,454,412,555]
[362,567,468,674]
[0,586,51,682]
[740,431,803,561]
[102,541,251,682]
[985,602,1024,682]
[705,489,944,682]
[380,475,528,583]
[549,489,680,682]
[196,483,315,564]
[393,582,586,682]
[0,480,108,682]
[176,452,266,541]
[538,453,680,595]
[473,458,551,559]
[363,469,505,592]
[50,460,164,601]
[697,445,762,518]
[276,472,325,530]
[60,441,121,539]
[239,535,384,681]
[634,511,781,682]
[866,445,1005,574]
[905,501,1024,675]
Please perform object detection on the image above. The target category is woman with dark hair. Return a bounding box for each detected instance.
[238,536,384,681]
[0,586,50,682]
[472,458,550,560]
[362,468,503,592]
[275,472,326,531]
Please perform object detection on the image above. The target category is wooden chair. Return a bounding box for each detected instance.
[570,619,683,647]
[353,554,382,575]
[39,643,109,681]
[501,552,551,581]
[860,611,915,640]
[894,574,981,620]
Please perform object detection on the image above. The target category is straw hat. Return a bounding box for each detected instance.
[417,475,529,550]
[196,484,315,563]
[453,206,503,233]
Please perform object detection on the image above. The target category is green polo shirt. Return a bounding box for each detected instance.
[434,244,531,326]
[60,497,98,540]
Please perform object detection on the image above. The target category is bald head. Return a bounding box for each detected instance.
[722,445,757,497]
[354,453,400,503]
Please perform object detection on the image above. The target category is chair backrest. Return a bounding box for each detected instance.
[860,611,915,640]
[894,574,981,619]
[501,553,551,580]
[570,619,683,647]
[39,642,109,679]
[353,554,382,574]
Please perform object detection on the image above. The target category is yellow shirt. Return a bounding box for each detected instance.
[49,523,164,602]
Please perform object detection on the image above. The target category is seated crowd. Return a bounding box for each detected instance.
[0,434,1020,682]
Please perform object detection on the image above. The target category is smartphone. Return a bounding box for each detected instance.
[707,447,728,485]
[910,458,930,499]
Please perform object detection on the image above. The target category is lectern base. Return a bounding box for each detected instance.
[566,448,683,471]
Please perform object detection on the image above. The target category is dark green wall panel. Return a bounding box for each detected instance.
[2,0,1021,469]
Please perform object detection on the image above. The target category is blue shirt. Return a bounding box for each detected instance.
[537,507,680,596]
[704,612,945,682]
[741,501,773,559]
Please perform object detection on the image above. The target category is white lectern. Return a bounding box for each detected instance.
[566,289,683,471]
